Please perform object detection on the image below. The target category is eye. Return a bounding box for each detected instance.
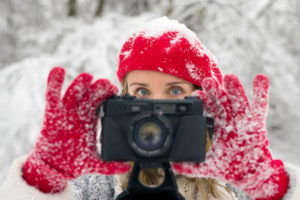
[168,87,183,96]
[136,88,150,97]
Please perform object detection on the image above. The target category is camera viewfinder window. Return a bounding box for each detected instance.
[154,104,176,114]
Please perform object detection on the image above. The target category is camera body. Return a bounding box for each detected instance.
[100,95,213,163]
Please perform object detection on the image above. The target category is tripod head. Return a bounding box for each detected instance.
[116,162,185,200]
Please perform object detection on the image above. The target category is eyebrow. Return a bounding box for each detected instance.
[166,81,191,86]
[129,82,149,87]
[129,81,190,87]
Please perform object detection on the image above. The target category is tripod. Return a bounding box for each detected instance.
[116,162,185,200]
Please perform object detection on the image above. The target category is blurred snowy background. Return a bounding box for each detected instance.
[0,0,299,184]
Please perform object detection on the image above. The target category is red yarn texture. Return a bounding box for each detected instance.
[117,31,222,87]
[172,74,289,200]
[22,67,131,193]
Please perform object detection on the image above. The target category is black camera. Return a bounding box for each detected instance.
[100,95,213,164]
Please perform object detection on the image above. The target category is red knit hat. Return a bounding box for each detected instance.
[117,17,222,87]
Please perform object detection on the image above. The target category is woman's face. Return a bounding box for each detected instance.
[126,70,194,100]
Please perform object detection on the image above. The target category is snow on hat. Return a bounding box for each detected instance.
[117,16,222,87]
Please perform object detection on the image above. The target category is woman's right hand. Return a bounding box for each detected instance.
[22,67,131,193]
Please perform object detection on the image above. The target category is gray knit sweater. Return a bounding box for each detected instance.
[71,174,249,200]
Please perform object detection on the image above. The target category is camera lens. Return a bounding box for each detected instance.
[136,121,164,150]
[129,113,172,157]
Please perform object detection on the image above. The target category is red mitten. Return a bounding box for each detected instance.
[22,67,131,193]
[172,74,289,200]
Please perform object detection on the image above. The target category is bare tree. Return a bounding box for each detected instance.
[68,0,77,16]
[95,0,106,17]
[165,0,174,16]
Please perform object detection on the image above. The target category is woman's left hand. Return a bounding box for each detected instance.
[172,74,289,200]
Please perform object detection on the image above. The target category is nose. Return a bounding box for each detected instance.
[151,93,166,100]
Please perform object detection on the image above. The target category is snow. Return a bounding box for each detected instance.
[131,16,199,45]
[128,16,213,63]
[186,63,200,81]
[0,13,157,184]
[0,1,299,196]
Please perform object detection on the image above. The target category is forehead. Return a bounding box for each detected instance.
[126,70,190,85]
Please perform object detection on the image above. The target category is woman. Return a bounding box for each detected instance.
[0,17,299,200]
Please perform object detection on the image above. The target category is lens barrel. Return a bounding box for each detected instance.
[129,113,173,157]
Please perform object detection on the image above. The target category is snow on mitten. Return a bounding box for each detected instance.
[22,67,130,193]
[172,74,289,200]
